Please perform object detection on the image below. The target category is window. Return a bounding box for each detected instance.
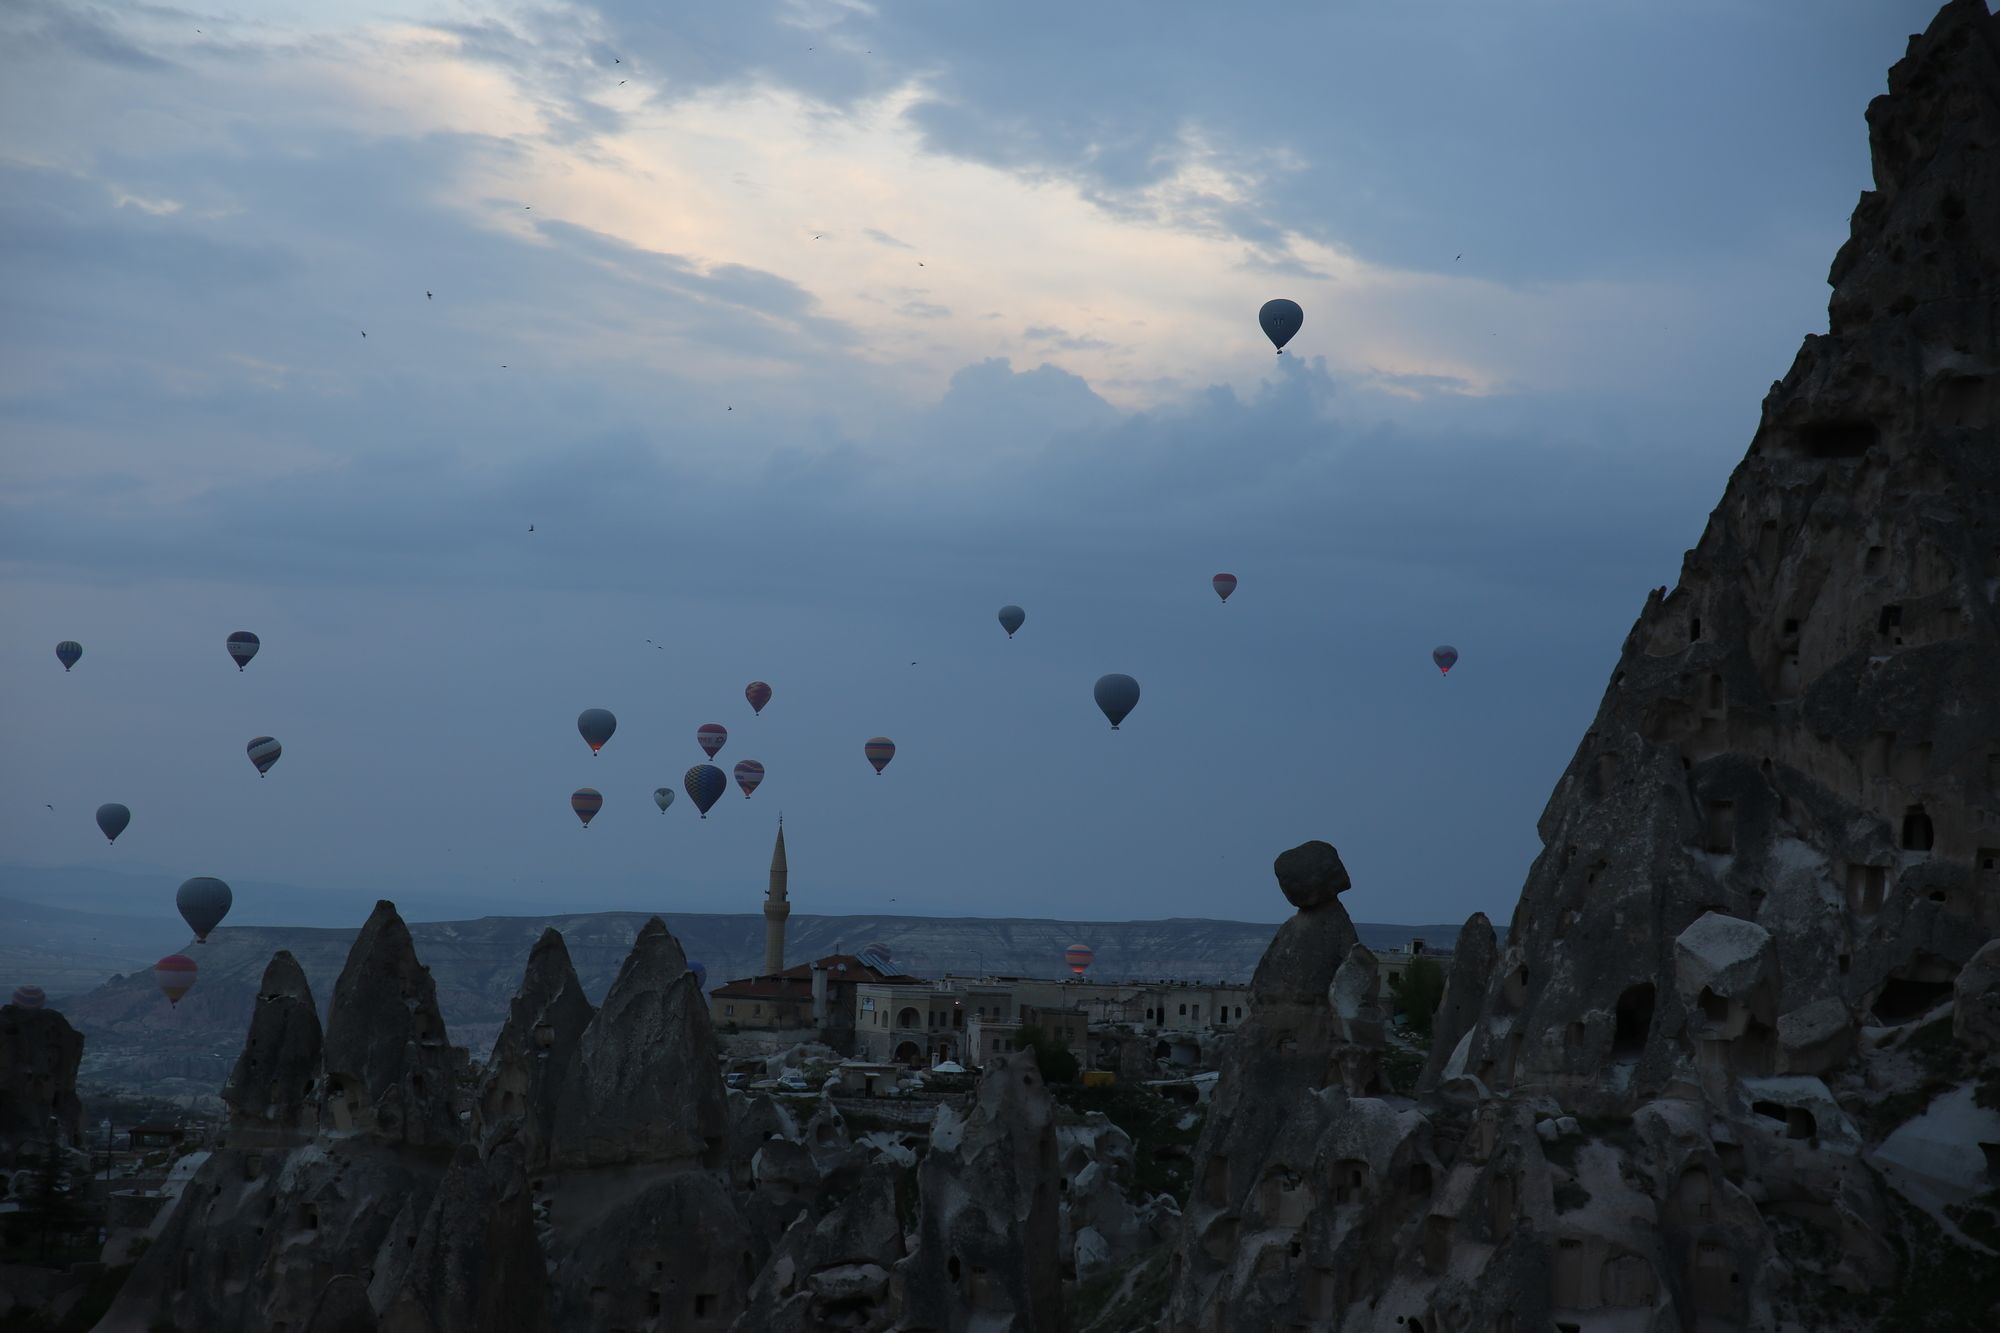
[1235,1006,1243,1019]
[724,1005,734,1016]
[1192,1004,1200,1020]
[1179,1003,1187,1016]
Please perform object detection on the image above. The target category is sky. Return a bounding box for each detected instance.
[0,0,1950,929]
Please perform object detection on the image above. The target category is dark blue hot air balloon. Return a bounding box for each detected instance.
[176,876,233,943]
[95,803,131,845]
[1258,299,1303,354]
[578,708,617,755]
[1093,673,1141,730]
[685,764,727,818]
[998,605,1026,638]
[55,641,82,672]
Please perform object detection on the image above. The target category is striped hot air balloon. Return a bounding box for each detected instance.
[697,724,728,759]
[226,631,261,671]
[247,736,283,776]
[1212,573,1237,603]
[155,954,198,1006]
[10,985,45,1010]
[1064,944,1094,977]
[864,737,896,774]
[1433,645,1459,676]
[734,759,765,799]
[684,764,726,818]
[56,640,82,672]
[571,788,603,828]
[745,682,772,715]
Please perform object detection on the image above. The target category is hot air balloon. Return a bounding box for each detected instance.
[226,631,260,671]
[684,764,726,817]
[998,605,1026,638]
[1064,944,1094,977]
[1258,298,1303,354]
[745,682,772,715]
[55,641,82,672]
[1093,674,1141,730]
[1212,573,1237,603]
[155,954,197,1006]
[571,787,603,827]
[697,724,728,759]
[1433,645,1459,676]
[734,759,765,799]
[10,985,45,1010]
[654,787,675,813]
[95,803,131,845]
[864,737,896,774]
[176,876,232,943]
[247,736,282,776]
[689,960,709,990]
[578,708,617,755]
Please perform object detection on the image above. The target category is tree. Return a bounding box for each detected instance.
[1388,958,1447,1044]
[1013,1025,1080,1084]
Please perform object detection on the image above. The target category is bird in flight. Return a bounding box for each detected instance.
[1455,254,1461,261]
[361,330,367,337]
[614,57,620,63]
[426,291,432,299]
[619,80,626,85]
[528,524,534,532]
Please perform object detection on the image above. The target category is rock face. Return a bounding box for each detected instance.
[1417,911,1497,1093]
[900,1051,1064,1332]
[549,916,726,1169]
[222,950,322,1137]
[0,1002,83,1153]
[320,900,462,1147]
[1167,5,2000,1328]
[473,928,594,1166]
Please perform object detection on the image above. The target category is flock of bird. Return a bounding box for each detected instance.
[20,301,1467,1018]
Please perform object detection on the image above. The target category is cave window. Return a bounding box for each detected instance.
[1706,801,1736,854]
[646,1292,661,1316]
[1838,954,1851,974]
[1689,617,1702,642]
[1847,864,1887,915]
[1566,1020,1586,1050]
[1706,674,1724,710]
[1698,989,1731,1024]
[1902,805,1934,852]
[1878,604,1904,644]
[693,1294,715,1316]
[1865,546,1885,574]
[1612,984,1655,1059]
[1873,968,1958,1025]
[1799,419,1877,458]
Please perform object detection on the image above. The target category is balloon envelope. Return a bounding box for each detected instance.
[577,708,617,754]
[1433,645,1459,676]
[10,985,45,1010]
[247,736,282,775]
[56,640,82,672]
[571,787,603,827]
[176,876,233,942]
[998,605,1026,638]
[1064,944,1095,976]
[1212,573,1237,603]
[226,631,260,671]
[1258,298,1303,353]
[864,737,896,774]
[654,787,675,813]
[1093,674,1141,729]
[684,764,727,817]
[95,803,131,844]
[734,759,765,798]
[745,682,772,715]
[697,724,728,759]
[155,954,197,1006]
[689,960,708,990]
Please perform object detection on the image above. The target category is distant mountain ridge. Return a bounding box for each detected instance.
[28,902,1489,1100]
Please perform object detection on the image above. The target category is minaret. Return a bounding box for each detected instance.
[763,816,789,975]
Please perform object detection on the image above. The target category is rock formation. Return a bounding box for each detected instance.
[0,1000,83,1153]
[472,927,593,1166]
[222,950,322,1139]
[320,900,463,1147]
[900,1050,1065,1331]
[1418,911,1496,1094]
[1167,4,2000,1328]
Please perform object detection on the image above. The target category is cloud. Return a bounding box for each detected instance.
[1024,325,1114,352]
[863,226,913,249]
